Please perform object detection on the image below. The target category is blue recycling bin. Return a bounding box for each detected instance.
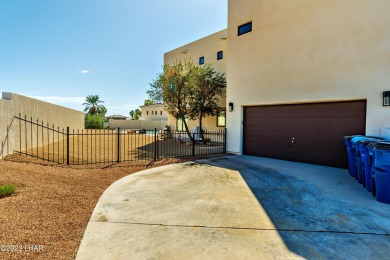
[373,141,390,204]
[351,136,369,180]
[344,135,362,177]
[357,138,384,190]
[358,140,378,192]
[192,126,200,143]
[368,142,379,196]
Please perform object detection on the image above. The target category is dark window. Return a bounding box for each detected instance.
[155,111,157,115]
[217,111,226,127]
[160,111,162,115]
[199,56,204,65]
[147,111,149,115]
[217,51,223,60]
[238,22,252,36]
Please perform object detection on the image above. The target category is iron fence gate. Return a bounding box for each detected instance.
[11,114,226,165]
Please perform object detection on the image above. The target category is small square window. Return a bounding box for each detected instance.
[238,21,252,36]
[217,51,223,60]
[199,56,204,65]
[217,111,226,127]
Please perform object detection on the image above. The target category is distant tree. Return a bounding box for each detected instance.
[100,106,107,116]
[188,64,226,141]
[85,114,104,129]
[144,99,154,106]
[83,95,106,115]
[148,61,195,140]
[129,108,141,120]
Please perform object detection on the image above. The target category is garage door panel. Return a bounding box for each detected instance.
[243,101,366,168]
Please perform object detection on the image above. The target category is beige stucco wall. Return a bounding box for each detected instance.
[227,0,390,153]
[166,110,226,132]
[164,28,228,75]
[164,29,228,131]
[167,113,225,132]
[140,104,168,121]
[0,92,84,157]
[108,119,167,130]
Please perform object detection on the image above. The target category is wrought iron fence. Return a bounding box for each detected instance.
[11,114,226,165]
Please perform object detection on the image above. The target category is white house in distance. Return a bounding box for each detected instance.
[140,103,168,121]
[106,114,129,120]
[108,103,168,130]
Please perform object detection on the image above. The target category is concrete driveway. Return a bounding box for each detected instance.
[76,156,390,259]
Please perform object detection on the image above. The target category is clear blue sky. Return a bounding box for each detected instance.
[0,0,227,116]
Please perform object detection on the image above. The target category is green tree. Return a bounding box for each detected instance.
[129,108,141,120]
[144,99,154,106]
[85,114,105,129]
[189,64,226,141]
[148,60,195,140]
[83,95,106,115]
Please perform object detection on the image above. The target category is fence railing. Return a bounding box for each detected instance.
[11,114,226,165]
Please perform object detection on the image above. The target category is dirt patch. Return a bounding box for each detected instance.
[0,155,193,259]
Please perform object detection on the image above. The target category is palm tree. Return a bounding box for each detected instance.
[83,95,106,115]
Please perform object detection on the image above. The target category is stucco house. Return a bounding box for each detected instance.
[226,0,390,168]
[139,103,168,121]
[164,0,390,168]
[164,29,227,132]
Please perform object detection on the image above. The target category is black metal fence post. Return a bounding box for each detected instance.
[19,113,21,155]
[36,118,38,158]
[192,133,195,156]
[66,127,70,165]
[224,128,227,153]
[117,127,120,163]
[154,128,157,161]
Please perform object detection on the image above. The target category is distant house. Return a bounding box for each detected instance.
[106,114,128,120]
[139,103,168,121]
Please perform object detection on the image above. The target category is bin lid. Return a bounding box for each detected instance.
[357,137,384,145]
[374,141,390,150]
[344,135,363,141]
[368,140,390,148]
[368,141,380,148]
[351,136,371,144]
[374,166,389,172]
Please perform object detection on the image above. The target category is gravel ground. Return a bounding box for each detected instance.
[0,155,189,259]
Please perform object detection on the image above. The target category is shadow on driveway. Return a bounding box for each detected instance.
[76,155,390,259]
[205,156,390,259]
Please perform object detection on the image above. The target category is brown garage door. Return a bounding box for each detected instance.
[243,101,366,168]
